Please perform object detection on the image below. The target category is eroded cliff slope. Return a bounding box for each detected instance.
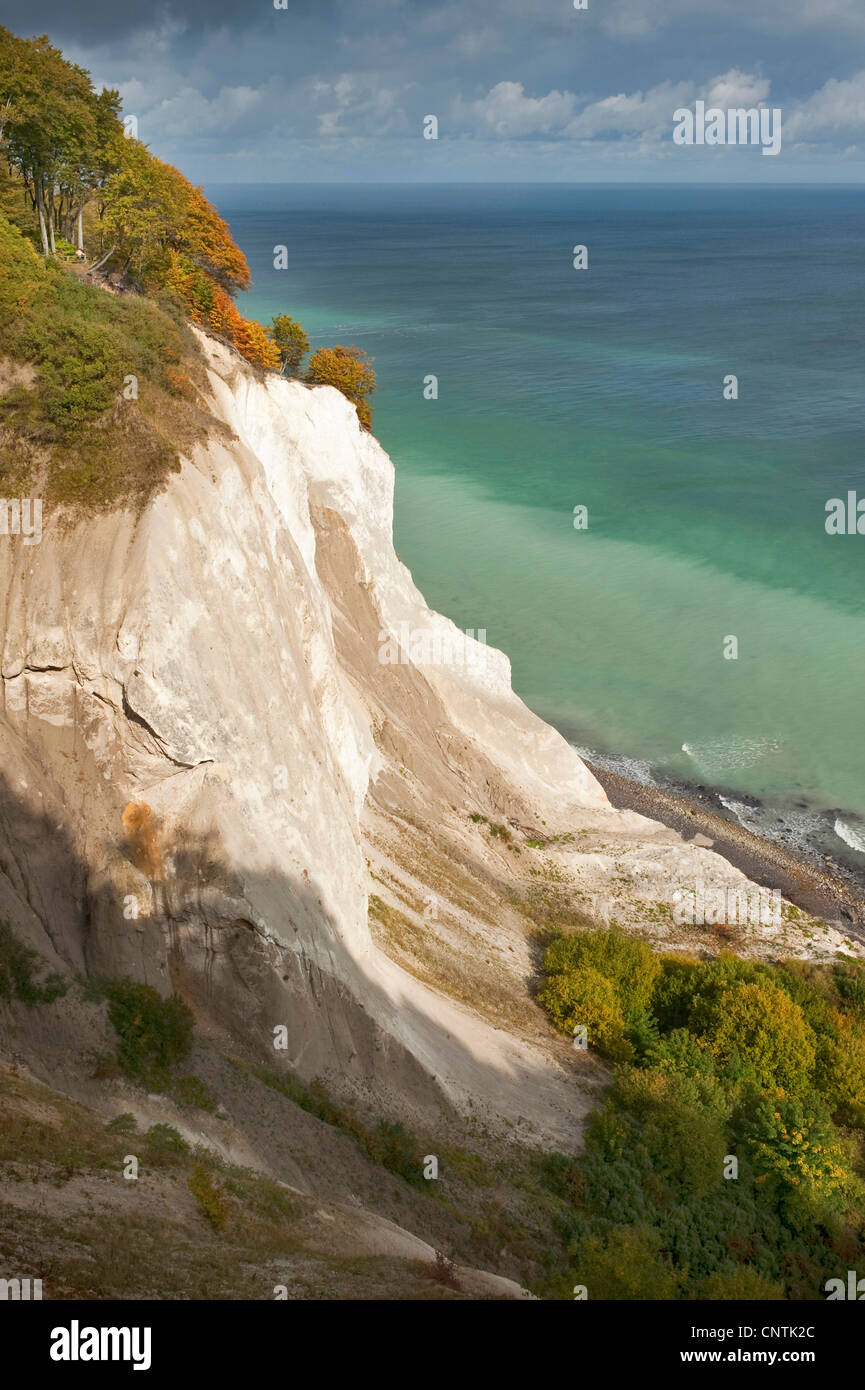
[2,332,859,1143]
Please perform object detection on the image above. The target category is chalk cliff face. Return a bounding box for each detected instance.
[0,334,857,1152]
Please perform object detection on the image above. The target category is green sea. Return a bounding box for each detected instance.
[210,182,865,867]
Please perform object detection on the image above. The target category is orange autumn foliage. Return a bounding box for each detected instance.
[100,140,279,370]
[205,289,280,369]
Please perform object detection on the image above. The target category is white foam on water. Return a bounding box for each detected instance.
[680,737,781,776]
[572,745,656,787]
[718,795,764,835]
[834,818,865,854]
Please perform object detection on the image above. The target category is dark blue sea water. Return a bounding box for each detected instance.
[208,183,865,864]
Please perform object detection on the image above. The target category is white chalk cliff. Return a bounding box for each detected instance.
[1,333,857,1152]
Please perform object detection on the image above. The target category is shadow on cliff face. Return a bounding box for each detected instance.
[0,767,587,1148]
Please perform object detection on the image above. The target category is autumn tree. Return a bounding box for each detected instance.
[96,141,278,368]
[306,344,376,429]
[0,27,356,381]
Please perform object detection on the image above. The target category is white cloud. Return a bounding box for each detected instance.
[463,81,577,137]
[312,74,407,137]
[785,70,865,140]
[115,80,271,142]
[565,80,693,140]
[459,71,771,146]
[704,69,770,110]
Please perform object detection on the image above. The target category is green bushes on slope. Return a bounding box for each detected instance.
[538,928,865,1299]
[0,921,67,1006]
[105,978,194,1089]
[0,212,210,506]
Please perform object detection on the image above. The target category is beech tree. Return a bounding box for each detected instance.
[306,344,376,429]
[0,25,307,375]
[268,314,309,377]
[0,29,119,255]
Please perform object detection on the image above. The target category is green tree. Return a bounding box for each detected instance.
[538,962,633,1061]
[0,28,116,256]
[575,1225,683,1300]
[739,1089,850,1212]
[815,1010,865,1126]
[268,314,308,377]
[699,981,816,1093]
[693,1267,785,1300]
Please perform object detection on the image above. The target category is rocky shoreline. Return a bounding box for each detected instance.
[585,760,865,938]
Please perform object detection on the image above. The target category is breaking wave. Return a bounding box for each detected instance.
[834,818,865,854]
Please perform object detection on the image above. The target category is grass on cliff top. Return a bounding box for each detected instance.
[0,213,213,510]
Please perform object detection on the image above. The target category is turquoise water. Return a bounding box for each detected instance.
[209,184,865,859]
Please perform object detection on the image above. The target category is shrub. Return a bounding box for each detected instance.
[0,922,67,1006]
[699,981,816,1093]
[544,929,661,1022]
[306,344,376,429]
[188,1162,229,1229]
[539,929,662,1059]
[144,1123,189,1157]
[594,1068,728,1201]
[105,978,193,1088]
[105,1113,137,1135]
[575,1225,683,1300]
[364,1120,426,1188]
[644,1027,715,1078]
[739,1090,849,1211]
[539,962,632,1061]
[693,1267,785,1300]
[815,1012,865,1127]
[834,962,865,1014]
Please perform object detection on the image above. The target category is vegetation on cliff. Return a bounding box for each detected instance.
[540,929,865,1298]
[306,344,377,431]
[0,25,376,508]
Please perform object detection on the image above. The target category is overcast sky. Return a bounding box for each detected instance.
[8,0,865,181]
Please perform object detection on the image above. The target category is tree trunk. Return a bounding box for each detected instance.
[88,243,117,274]
[77,208,84,253]
[35,183,50,257]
